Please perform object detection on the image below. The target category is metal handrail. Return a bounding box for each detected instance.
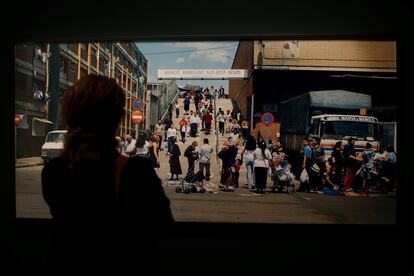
[160,89,180,122]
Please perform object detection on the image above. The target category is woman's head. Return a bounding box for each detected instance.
[62,75,125,135]
[334,141,343,149]
[136,134,147,148]
[257,141,266,151]
[61,75,125,164]
[150,134,159,143]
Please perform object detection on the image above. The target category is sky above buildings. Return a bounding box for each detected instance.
[136,41,239,91]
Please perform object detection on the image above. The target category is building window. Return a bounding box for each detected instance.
[80,67,87,78]
[70,61,76,73]
[60,55,68,74]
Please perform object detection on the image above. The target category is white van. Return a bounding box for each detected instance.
[41,130,67,164]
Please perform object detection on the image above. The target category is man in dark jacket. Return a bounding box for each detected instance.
[184,141,198,174]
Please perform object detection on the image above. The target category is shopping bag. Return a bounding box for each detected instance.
[300,168,309,183]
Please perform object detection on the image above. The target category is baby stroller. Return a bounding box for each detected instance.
[356,160,389,193]
[271,164,296,194]
[175,159,206,194]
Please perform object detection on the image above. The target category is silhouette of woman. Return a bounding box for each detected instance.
[42,75,174,275]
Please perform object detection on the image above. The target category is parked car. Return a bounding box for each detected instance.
[41,130,67,164]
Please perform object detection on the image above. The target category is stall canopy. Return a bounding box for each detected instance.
[33,117,53,124]
[32,117,53,136]
[177,84,202,92]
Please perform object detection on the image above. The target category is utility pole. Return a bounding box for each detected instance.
[87,43,91,74]
[44,44,50,116]
[77,43,81,80]
[96,43,100,75]
[48,43,61,131]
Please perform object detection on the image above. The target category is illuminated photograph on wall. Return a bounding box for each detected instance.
[15,40,397,224]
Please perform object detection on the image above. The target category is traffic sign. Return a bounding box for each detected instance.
[261,112,274,126]
[15,113,22,126]
[131,110,144,124]
[131,98,145,111]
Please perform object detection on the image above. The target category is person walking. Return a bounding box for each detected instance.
[204,111,213,135]
[310,137,325,191]
[299,138,312,192]
[168,103,173,120]
[331,141,344,188]
[253,141,272,194]
[217,110,225,136]
[154,120,164,151]
[198,138,213,181]
[241,118,250,143]
[179,116,188,143]
[343,137,360,192]
[166,124,177,153]
[219,85,224,98]
[241,134,257,190]
[189,111,199,138]
[148,134,161,173]
[169,138,182,180]
[183,96,190,115]
[163,116,173,142]
[175,100,180,118]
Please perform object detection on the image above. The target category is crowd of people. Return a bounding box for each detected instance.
[113,83,398,195]
[113,85,239,183]
[297,137,397,193]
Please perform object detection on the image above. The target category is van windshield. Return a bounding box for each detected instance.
[46,133,65,143]
[321,121,379,140]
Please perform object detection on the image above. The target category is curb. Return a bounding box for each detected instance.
[15,162,43,168]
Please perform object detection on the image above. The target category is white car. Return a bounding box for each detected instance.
[41,130,67,164]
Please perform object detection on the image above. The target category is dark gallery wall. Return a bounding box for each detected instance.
[1,1,409,275]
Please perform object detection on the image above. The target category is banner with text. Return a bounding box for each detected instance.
[158,69,248,80]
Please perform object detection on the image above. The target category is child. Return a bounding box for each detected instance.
[234,159,242,188]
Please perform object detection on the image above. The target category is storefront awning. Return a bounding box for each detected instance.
[33,117,53,124]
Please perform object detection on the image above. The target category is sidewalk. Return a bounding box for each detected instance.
[15,157,43,168]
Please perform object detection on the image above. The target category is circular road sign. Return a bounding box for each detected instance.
[132,98,145,111]
[131,110,144,124]
[15,113,22,126]
[261,112,274,126]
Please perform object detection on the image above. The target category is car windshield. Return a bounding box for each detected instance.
[46,133,65,143]
[321,121,378,140]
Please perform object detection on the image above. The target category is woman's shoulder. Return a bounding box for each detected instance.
[43,157,67,173]
[127,155,152,167]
